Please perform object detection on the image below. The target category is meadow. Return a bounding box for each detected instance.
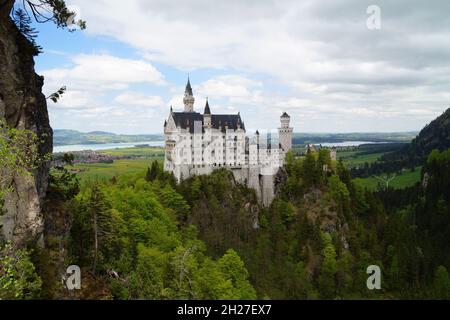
[336,149,385,168]
[67,147,164,185]
[66,144,420,190]
[354,167,422,190]
[98,146,164,157]
[336,146,421,190]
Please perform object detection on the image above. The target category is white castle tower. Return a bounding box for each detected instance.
[183,77,195,112]
[278,112,293,152]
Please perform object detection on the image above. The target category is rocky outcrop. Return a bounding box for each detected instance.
[0,5,52,247]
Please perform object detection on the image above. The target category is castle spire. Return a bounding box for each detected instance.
[203,98,212,128]
[185,76,193,96]
[204,97,211,115]
[183,76,195,112]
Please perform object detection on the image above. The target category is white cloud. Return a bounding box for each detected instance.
[51,90,91,109]
[197,76,261,98]
[42,53,165,95]
[114,91,164,107]
[42,53,166,134]
[46,0,450,132]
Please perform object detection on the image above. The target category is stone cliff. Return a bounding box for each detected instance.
[0,4,53,246]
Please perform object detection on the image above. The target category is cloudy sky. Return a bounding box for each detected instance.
[32,0,450,134]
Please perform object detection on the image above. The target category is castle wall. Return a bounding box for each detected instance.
[231,167,248,184]
[230,166,275,206]
[260,174,275,207]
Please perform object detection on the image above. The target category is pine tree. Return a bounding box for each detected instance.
[88,184,113,273]
[13,8,42,55]
[218,249,257,300]
[302,151,318,188]
[318,233,338,298]
[145,167,152,182]
[434,265,450,299]
[145,161,159,182]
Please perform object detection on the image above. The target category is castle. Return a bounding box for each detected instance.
[163,78,293,206]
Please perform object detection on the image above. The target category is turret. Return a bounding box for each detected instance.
[278,112,293,152]
[183,76,195,112]
[280,112,290,128]
[203,98,211,128]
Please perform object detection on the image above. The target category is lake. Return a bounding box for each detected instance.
[53,140,384,153]
[53,141,165,153]
[318,141,383,147]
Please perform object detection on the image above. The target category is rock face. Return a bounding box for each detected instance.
[0,6,53,246]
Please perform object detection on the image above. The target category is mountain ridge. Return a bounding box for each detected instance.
[351,108,450,177]
[53,129,164,146]
[382,108,450,166]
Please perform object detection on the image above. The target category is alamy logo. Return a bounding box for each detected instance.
[366,265,381,290]
[366,5,381,30]
[65,265,81,290]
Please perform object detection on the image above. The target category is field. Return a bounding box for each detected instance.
[67,147,164,184]
[335,145,421,189]
[293,143,421,190]
[336,146,421,190]
[337,149,385,168]
[68,158,161,184]
[98,146,164,157]
[67,144,421,190]
[354,167,421,190]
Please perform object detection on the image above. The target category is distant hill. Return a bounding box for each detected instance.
[351,108,450,177]
[53,129,164,146]
[86,131,117,136]
[382,108,450,166]
[292,131,417,145]
[54,129,418,147]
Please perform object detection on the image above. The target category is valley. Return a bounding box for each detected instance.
[2,0,450,304]
[65,140,420,190]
